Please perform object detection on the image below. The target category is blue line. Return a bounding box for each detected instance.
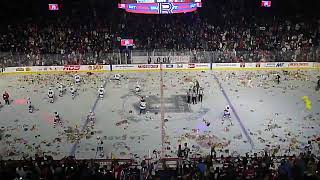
[69,77,109,156]
[213,74,254,149]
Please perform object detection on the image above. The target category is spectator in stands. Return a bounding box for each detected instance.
[0,3,319,66]
[197,158,207,180]
[182,143,190,159]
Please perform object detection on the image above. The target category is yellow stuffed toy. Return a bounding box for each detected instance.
[302,96,312,111]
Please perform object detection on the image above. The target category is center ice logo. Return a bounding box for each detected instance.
[133,95,191,113]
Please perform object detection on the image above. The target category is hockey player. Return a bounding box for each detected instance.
[74,74,81,85]
[53,112,63,128]
[187,89,191,104]
[140,97,146,114]
[70,85,76,99]
[276,74,281,84]
[27,97,33,113]
[87,111,96,125]
[198,87,204,102]
[192,90,197,104]
[194,80,200,94]
[98,85,104,99]
[58,83,64,97]
[247,79,253,88]
[223,105,231,118]
[2,91,10,105]
[222,105,232,125]
[135,82,141,93]
[48,88,54,103]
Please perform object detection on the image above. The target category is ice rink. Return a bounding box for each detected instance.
[0,69,320,160]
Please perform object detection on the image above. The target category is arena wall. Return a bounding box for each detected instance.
[0,62,318,75]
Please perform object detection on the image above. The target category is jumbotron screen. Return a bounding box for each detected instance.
[121,0,201,3]
[118,0,202,14]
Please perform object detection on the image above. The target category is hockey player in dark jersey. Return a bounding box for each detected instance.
[276,74,281,84]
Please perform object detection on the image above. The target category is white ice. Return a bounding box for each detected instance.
[0,70,319,161]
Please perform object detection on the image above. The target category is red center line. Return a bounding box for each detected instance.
[160,64,165,158]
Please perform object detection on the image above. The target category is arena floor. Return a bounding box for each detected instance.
[0,70,320,160]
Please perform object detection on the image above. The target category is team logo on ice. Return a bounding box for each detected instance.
[133,95,191,113]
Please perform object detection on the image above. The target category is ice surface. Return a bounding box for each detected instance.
[0,70,319,160]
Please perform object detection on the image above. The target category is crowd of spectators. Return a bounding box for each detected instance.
[0,150,319,180]
[0,1,319,66]
[0,17,119,66]
[0,1,319,179]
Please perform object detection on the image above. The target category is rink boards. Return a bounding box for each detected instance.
[0,62,319,75]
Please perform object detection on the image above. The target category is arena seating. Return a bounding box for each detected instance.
[0,0,319,179]
[0,2,319,66]
[0,152,319,179]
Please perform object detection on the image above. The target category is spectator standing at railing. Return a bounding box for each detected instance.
[278,159,292,180]
[316,77,320,91]
[182,143,190,159]
[306,156,318,179]
[196,158,207,180]
[0,64,4,73]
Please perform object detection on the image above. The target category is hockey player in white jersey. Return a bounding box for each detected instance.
[139,97,146,114]
[27,97,33,113]
[135,82,141,93]
[53,111,63,128]
[74,74,81,85]
[58,83,64,97]
[48,88,54,103]
[98,85,105,99]
[222,105,232,125]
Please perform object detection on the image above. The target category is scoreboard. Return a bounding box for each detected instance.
[118,0,202,14]
[48,0,63,11]
[121,0,201,3]
[261,1,271,7]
